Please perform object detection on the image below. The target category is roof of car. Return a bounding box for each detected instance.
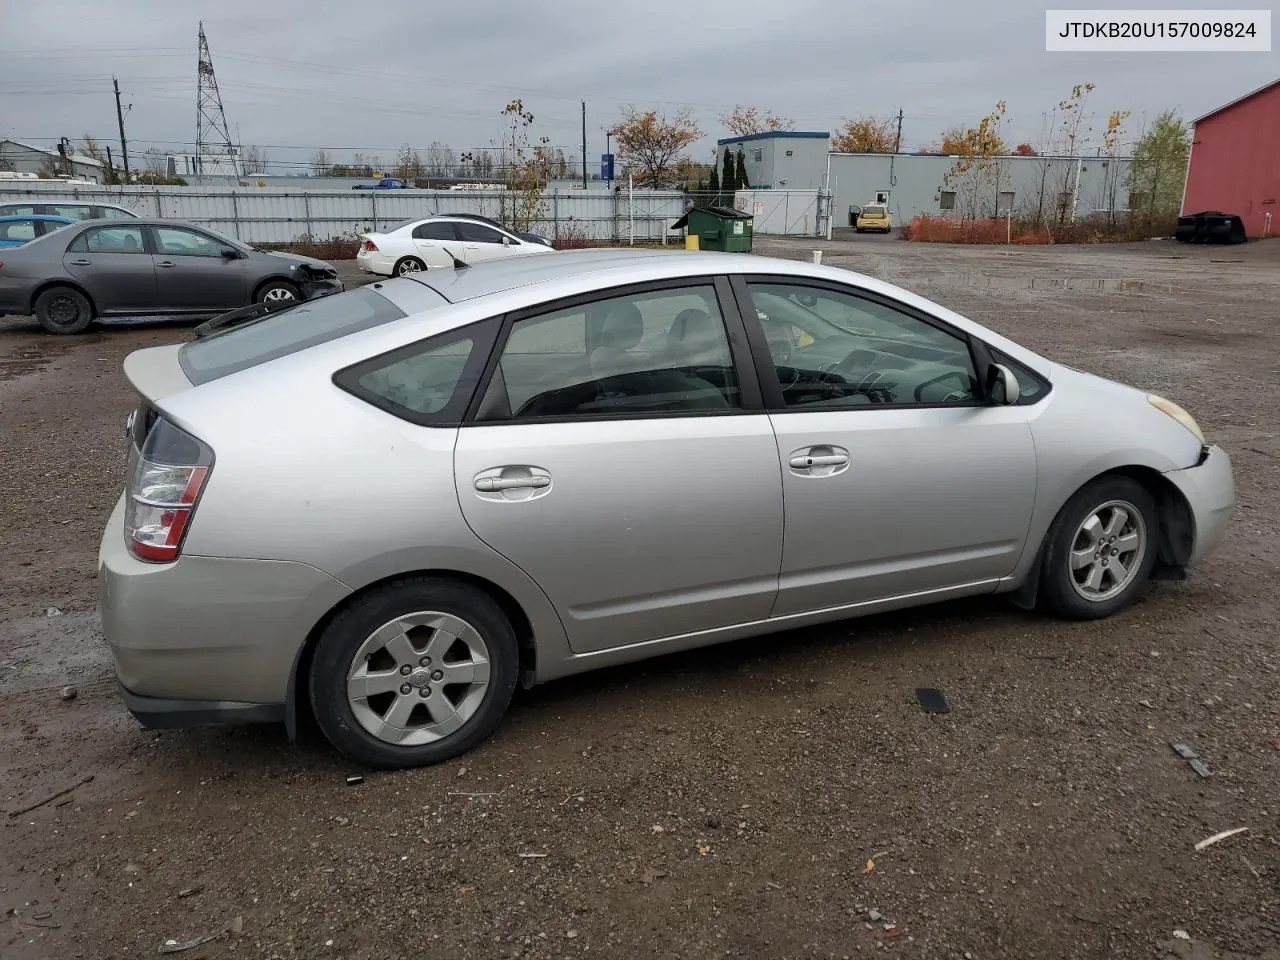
[0,214,75,222]
[407,247,798,303]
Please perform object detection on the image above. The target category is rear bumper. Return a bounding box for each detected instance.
[355,251,394,275]
[98,495,351,709]
[1164,444,1235,566]
[119,683,284,729]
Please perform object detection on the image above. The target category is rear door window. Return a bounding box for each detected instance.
[413,222,457,241]
[178,286,433,384]
[457,222,506,244]
[50,204,94,220]
[0,220,37,242]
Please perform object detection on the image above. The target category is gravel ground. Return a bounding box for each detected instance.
[1,237,1278,960]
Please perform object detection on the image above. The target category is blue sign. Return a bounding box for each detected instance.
[601,153,615,182]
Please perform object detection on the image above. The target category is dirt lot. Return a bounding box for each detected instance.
[2,237,1278,960]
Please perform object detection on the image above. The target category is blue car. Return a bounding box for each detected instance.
[0,214,75,248]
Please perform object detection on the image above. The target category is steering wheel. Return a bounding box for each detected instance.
[828,346,879,383]
[767,337,793,365]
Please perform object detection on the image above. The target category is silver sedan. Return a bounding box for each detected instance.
[98,249,1235,768]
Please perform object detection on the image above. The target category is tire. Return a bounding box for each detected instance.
[309,577,520,769]
[255,279,300,304]
[1038,475,1159,620]
[34,286,94,335]
[394,256,426,277]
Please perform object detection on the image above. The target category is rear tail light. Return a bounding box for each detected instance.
[362,239,378,252]
[125,417,214,563]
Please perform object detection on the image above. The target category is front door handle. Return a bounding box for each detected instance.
[788,452,849,469]
[788,445,851,477]
[156,260,176,268]
[475,475,550,492]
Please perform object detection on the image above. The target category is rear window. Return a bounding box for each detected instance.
[861,206,886,217]
[178,286,419,384]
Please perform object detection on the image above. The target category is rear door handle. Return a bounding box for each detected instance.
[69,259,92,266]
[475,475,550,492]
[156,260,176,268]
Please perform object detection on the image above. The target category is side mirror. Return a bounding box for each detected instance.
[502,236,511,246]
[988,363,1021,405]
[220,246,239,259]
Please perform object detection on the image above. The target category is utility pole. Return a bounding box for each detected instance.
[581,101,588,189]
[113,77,130,183]
[106,145,115,184]
[893,108,904,153]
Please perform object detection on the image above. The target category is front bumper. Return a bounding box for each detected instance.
[301,276,344,300]
[1164,444,1235,566]
[98,495,351,723]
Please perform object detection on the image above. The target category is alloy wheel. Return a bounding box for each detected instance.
[346,611,491,746]
[1068,499,1147,602]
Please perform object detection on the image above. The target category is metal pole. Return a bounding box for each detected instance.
[230,191,241,239]
[371,192,377,231]
[628,173,634,245]
[1178,130,1195,216]
[113,77,130,184]
[581,101,588,190]
[552,189,559,242]
[303,192,312,237]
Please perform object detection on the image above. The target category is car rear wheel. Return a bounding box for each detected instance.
[394,256,426,276]
[255,280,299,303]
[34,286,94,335]
[1038,476,1159,620]
[309,577,520,769]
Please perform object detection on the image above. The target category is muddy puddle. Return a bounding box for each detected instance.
[0,334,107,381]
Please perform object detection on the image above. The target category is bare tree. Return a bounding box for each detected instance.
[311,150,331,175]
[143,147,169,176]
[240,144,269,175]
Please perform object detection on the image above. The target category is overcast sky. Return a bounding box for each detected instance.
[4,0,1276,173]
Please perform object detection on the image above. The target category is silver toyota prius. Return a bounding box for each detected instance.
[98,249,1235,769]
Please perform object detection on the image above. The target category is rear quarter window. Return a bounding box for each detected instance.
[179,286,424,384]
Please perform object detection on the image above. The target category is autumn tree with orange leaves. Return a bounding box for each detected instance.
[720,105,795,137]
[831,117,896,153]
[612,106,701,187]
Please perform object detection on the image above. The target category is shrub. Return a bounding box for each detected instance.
[553,224,591,250]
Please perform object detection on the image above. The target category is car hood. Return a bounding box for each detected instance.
[261,250,331,270]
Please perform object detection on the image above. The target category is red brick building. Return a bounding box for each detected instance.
[1182,78,1280,239]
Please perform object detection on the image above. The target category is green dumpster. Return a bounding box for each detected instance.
[670,205,753,252]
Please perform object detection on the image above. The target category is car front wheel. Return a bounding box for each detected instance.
[1038,476,1159,620]
[309,577,520,769]
[255,280,300,303]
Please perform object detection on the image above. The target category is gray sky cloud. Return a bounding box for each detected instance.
[4,0,1276,173]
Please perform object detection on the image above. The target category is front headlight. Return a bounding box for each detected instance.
[1148,394,1205,443]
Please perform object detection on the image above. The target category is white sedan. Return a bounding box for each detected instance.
[356,215,555,277]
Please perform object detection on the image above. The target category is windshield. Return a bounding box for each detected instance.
[179,287,424,384]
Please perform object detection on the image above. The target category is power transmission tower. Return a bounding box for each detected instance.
[195,21,236,179]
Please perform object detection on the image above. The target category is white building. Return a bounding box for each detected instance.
[0,139,105,183]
